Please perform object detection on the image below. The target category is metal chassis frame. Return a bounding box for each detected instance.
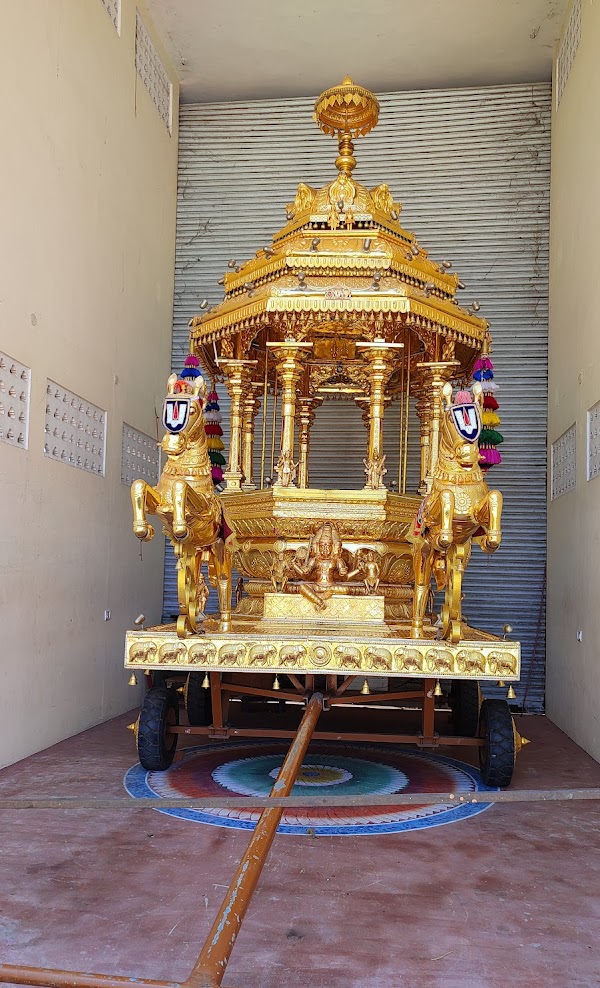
[185,671,485,750]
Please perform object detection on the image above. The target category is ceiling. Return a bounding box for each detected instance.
[145,0,568,104]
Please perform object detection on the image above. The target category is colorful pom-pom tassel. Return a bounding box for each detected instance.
[483,394,499,410]
[480,447,502,464]
[482,410,501,428]
[479,428,504,446]
[204,423,223,436]
[454,390,472,405]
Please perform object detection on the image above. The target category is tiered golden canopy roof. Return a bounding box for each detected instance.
[190,76,488,388]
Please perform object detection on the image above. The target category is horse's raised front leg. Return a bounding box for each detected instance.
[131,480,160,541]
[172,480,216,542]
[411,540,434,639]
[476,489,503,552]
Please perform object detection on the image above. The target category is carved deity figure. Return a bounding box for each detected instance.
[274,450,298,488]
[292,522,348,610]
[364,450,387,489]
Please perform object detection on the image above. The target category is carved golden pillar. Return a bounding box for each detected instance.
[219,358,257,492]
[267,341,312,487]
[416,360,459,493]
[297,395,322,488]
[241,382,261,492]
[413,379,432,495]
[357,339,403,487]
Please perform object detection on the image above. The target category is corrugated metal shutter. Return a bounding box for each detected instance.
[165,83,549,711]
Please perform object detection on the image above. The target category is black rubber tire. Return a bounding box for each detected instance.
[450,680,480,737]
[137,686,179,771]
[478,698,515,788]
[184,672,212,726]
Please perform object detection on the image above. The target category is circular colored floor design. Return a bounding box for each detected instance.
[124,741,496,836]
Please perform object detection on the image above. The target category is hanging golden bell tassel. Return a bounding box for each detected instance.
[507,685,516,700]
[497,680,506,687]
[360,678,371,695]
[202,673,210,689]
[128,672,138,687]
[434,680,443,697]
[273,675,281,691]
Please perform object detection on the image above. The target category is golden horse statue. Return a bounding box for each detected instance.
[131,372,231,638]
[411,382,503,643]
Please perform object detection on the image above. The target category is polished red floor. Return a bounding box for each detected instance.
[0,707,599,988]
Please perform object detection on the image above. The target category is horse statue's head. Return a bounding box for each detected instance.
[438,382,484,473]
[161,370,207,458]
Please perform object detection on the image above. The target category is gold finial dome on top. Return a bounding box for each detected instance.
[313,77,380,140]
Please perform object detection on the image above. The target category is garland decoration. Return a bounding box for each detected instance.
[472,356,503,470]
[204,387,226,485]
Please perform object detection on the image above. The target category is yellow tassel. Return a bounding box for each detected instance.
[206,437,224,450]
[482,410,501,427]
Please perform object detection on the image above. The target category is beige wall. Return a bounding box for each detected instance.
[547,0,600,760]
[0,0,179,767]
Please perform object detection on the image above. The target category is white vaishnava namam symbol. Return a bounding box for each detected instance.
[163,397,191,433]
[450,403,481,442]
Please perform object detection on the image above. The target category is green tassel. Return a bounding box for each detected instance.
[208,450,227,466]
[479,428,504,446]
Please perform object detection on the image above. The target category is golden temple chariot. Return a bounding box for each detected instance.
[126,78,524,787]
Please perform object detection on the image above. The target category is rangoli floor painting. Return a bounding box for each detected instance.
[124,740,495,835]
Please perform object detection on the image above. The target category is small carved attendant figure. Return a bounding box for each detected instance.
[274,450,298,488]
[271,544,294,592]
[354,548,381,595]
[195,572,210,617]
[235,576,244,606]
[364,450,387,489]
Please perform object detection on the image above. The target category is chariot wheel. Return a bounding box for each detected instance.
[478,698,515,787]
[184,672,213,726]
[450,680,481,737]
[137,686,179,771]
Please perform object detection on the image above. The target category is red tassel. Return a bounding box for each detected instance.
[483,394,499,410]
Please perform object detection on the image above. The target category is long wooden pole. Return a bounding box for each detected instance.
[185,693,324,988]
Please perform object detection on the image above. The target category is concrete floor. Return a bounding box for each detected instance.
[1,709,599,988]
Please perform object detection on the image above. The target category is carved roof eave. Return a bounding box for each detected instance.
[222,235,458,296]
[190,291,488,350]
